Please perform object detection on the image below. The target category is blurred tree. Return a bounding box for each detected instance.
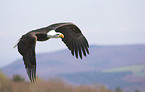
[115,87,123,92]
[0,70,13,92]
[12,74,25,82]
[135,90,140,92]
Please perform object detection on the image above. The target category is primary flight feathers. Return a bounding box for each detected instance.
[14,22,89,81]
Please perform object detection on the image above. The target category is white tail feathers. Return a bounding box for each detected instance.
[13,39,21,48]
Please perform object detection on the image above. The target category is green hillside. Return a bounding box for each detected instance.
[103,65,145,76]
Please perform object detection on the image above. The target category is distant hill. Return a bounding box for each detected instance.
[60,67,145,92]
[2,44,145,92]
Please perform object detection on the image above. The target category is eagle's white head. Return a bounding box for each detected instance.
[47,30,64,38]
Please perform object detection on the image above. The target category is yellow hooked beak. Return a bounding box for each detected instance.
[59,34,64,38]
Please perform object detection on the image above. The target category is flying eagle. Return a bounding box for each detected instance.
[14,22,89,81]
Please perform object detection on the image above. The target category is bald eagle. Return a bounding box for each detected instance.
[14,22,89,81]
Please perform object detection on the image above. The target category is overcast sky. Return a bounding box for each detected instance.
[0,0,145,67]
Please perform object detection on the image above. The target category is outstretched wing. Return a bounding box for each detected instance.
[17,34,37,81]
[54,23,89,59]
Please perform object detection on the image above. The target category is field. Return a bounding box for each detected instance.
[0,70,114,92]
[103,65,145,76]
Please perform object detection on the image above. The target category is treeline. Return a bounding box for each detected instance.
[0,72,114,92]
[0,71,141,92]
[1,71,140,92]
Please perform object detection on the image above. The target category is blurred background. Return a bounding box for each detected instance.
[0,0,145,92]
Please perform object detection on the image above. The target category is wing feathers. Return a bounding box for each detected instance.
[18,34,37,81]
[71,38,75,56]
[26,67,36,82]
[74,40,79,58]
[79,39,85,58]
[82,46,86,56]
[77,39,82,59]
[85,44,89,54]
[55,24,89,59]
[79,46,82,59]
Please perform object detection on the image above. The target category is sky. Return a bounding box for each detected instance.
[0,0,145,67]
